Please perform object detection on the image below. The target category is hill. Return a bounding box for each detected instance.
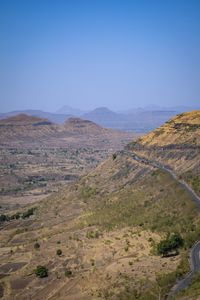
[0,110,71,124]
[0,114,60,143]
[133,110,200,146]
[63,117,108,135]
[0,114,51,125]
[0,114,135,201]
[0,114,134,150]
[1,106,195,133]
[128,110,200,196]
[82,107,124,126]
[0,111,199,299]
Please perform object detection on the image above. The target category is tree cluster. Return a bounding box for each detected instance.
[157,233,184,256]
[0,207,36,223]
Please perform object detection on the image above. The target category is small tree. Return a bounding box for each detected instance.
[112,153,117,160]
[22,207,36,219]
[0,215,9,222]
[57,249,62,256]
[157,233,184,257]
[65,269,72,277]
[169,233,184,249]
[34,242,40,249]
[35,265,48,278]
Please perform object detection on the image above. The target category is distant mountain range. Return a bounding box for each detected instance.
[0,114,134,147]
[0,109,71,124]
[1,105,199,133]
[56,105,86,116]
[81,106,199,132]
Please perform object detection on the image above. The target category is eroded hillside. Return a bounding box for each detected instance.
[128,110,200,196]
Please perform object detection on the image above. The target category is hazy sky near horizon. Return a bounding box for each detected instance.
[0,0,200,112]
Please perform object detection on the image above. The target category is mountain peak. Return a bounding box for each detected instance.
[92,107,113,113]
[56,105,85,116]
[89,107,120,116]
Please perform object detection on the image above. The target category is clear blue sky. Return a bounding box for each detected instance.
[0,0,200,112]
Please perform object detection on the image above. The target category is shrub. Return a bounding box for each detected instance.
[64,269,72,277]
[112,153,117,160]
[0,214,9,222]
[34,242,40,249]
[157,233,184,256]
[11,212,21,220]
[124,246,129,252]
[91,259,95,266]
[57,249,62,256]
[1,212,21,222]
[35,265,48,278]
[81,186,97,199]
[22,207,36,219]
[86,230,99,239]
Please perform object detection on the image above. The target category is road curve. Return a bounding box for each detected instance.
[121,150,200,298]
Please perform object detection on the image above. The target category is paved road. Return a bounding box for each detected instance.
[121,150,200,298]
[166,240,200,298]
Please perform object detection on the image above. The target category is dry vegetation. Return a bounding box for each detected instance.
[0,149,199,299]
[0,114,134,210]
[0,111,200,299]
[128,110,200,196]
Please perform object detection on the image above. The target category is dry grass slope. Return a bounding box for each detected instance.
[129,110,200,197]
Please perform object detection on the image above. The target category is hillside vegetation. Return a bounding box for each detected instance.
[134,110,200,146]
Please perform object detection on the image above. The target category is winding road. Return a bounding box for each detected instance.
[122,150,200,298]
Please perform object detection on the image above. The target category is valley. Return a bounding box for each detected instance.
[0,111,199,299]
[0,114,134,212]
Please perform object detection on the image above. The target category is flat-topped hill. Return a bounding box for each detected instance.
[63,117,108,135]
[0,114,52,125]
[129,110,200,196]
[0,114,58,142]
[0,114,135,146]
[136,110,200,147]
